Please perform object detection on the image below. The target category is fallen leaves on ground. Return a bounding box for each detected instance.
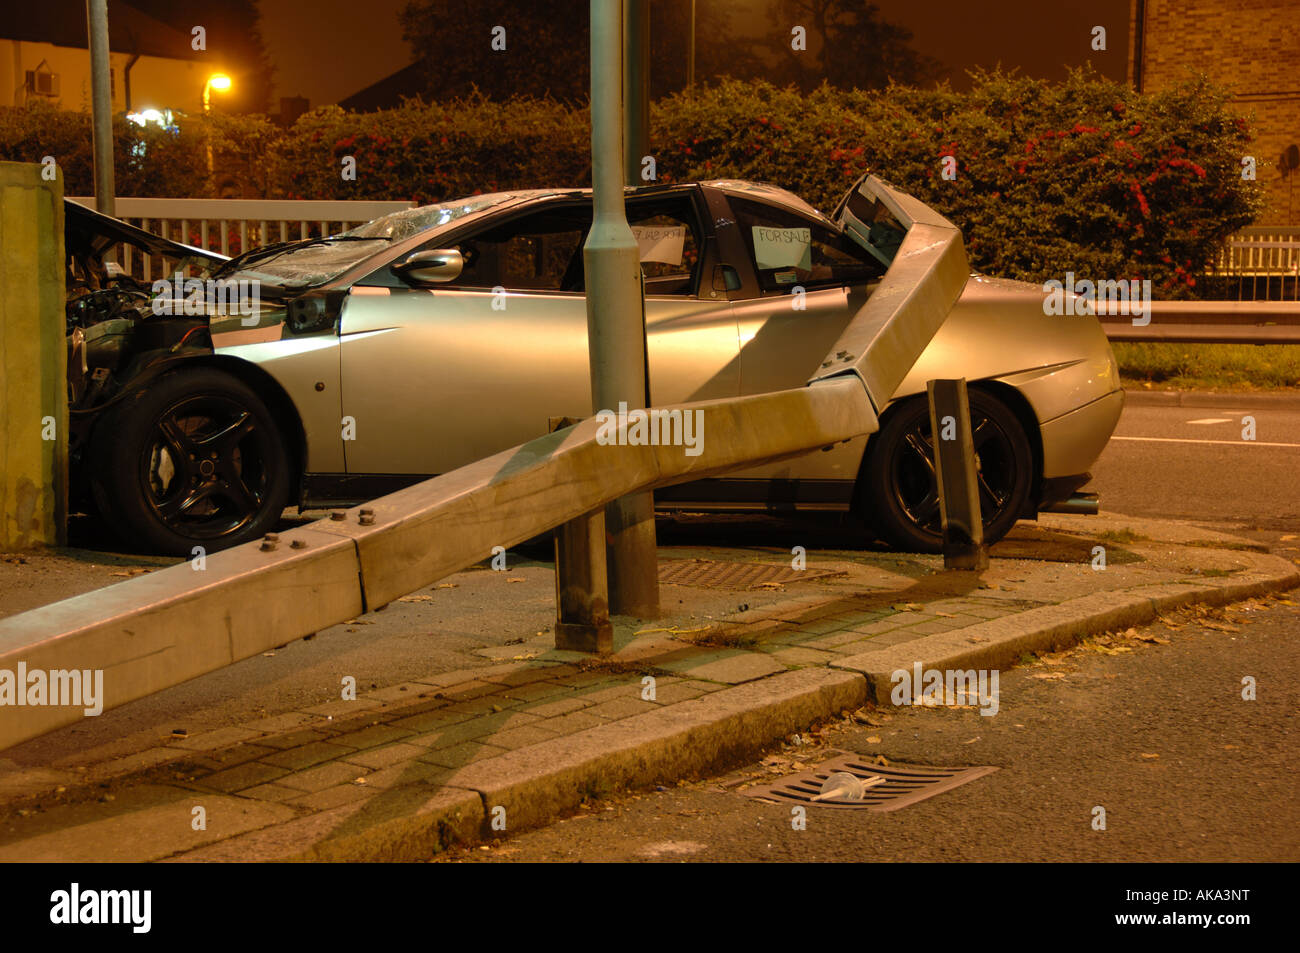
[1134,633,1172,645]
[1201,620,1241,632]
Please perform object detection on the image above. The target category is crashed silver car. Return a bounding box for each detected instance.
[65,177,1123,556]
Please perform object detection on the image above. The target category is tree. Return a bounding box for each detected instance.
[767,0,943,91]
[400,1,591,102]
[126,0,276,113]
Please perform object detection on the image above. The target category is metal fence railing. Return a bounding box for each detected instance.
[1210,226,1300,301]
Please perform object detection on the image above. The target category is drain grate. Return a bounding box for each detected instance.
[658,558,842,590]
[741,751,997,811]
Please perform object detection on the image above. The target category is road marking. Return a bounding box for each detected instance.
[1112,436,1300,448]
[1185,417,1233,425]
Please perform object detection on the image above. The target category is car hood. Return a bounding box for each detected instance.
[65,199,229,271]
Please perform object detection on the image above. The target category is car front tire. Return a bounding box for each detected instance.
[90,368,290,556]
[858,389,1033,553]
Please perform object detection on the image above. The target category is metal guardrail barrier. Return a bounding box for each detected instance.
[1100,301,1300,344]
[0,176,970,751]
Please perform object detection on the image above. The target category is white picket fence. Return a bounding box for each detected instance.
[1211,225,1300,300]
[66,197,414,279]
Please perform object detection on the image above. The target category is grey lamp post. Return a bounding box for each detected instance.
[584,0,661,619]
[86,0,115,216]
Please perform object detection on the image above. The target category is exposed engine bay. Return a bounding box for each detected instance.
[63,202,229,504]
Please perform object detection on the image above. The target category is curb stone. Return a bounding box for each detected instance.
[833,563,1300,703]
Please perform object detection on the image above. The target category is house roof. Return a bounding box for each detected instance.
[338,61,426,112]
[2,0,204,60]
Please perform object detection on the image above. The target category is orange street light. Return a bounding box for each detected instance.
[203,73,232,113]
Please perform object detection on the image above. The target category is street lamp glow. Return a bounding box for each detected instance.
[203,74,233,114]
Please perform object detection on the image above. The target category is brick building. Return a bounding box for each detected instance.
[1128,0,1300,225]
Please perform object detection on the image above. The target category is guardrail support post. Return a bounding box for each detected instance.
[927,378,988,571]
[550,417,614,653]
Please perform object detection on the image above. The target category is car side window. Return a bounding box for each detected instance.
[445,205,588,292]
[625,196,703,296]
[730,197,881,293]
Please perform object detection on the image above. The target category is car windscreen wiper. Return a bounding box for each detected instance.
[213,235,392,278]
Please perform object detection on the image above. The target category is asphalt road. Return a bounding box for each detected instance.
[441,598,1300,863]
[1088,397,1300,540]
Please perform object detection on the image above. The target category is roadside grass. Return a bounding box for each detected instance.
[1095,528,1147,545]
[1114,342,1300,391]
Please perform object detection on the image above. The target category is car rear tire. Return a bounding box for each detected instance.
[90,368,290,556]
[858,389,1033,553]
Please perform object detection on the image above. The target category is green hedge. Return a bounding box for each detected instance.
[0,99,209,197]
[267,97,591,206]
[650,71,1263,296]
[1,69,1263,296]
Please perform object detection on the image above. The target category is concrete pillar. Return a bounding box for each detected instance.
[0,161,68,548]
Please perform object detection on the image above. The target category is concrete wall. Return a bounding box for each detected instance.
[1130,0,1300,225]
[0,160,67,549]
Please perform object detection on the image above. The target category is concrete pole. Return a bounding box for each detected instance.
[623,0,650,186]
[86,0,115,217]
[585,0,661,619]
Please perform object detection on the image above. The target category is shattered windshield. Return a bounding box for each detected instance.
[341,192,527,241]
[221,192,531,289]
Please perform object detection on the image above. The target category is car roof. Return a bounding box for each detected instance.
[402,180,822,218]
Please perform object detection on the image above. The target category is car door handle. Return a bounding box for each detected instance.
[712,264,741,294]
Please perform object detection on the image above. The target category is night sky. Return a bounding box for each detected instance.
[260,0,1131,107]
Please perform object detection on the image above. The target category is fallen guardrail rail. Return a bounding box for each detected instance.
[0,176,969,750]
[1101,301,1300,343]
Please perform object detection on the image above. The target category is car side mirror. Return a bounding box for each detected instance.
[392,248,463,284]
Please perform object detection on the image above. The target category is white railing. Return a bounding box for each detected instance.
[1211,226,1300,300]
[67,197,414,279]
